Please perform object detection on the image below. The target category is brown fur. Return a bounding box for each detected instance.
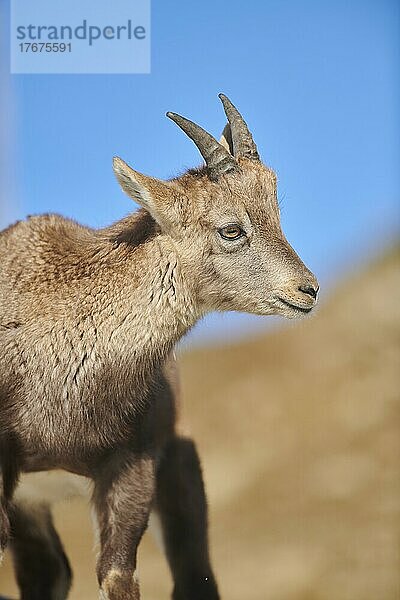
[155,437,219,600]
[9,502,72,600]
[0,96,318,599]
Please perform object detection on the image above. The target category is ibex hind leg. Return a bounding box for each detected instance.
[9,501,72,600]
[0,502,10,566]
[0,432,21,564]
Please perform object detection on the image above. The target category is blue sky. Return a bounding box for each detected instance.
[1,0,399,342]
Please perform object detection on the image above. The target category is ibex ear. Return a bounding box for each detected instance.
[219,123,234,155]
[113,157,176,229]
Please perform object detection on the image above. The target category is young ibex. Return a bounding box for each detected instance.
[0,94,318,599]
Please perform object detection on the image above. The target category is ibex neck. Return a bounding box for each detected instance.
[100,233,199,364]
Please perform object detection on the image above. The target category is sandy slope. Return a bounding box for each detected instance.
[1,247,399,599]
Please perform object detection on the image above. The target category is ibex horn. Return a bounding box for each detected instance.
[166,111,237,179]
[218,94,260,161]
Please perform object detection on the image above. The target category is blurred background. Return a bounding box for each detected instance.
[1,0,399,599]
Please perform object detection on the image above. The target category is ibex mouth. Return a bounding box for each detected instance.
[277,297,313,314]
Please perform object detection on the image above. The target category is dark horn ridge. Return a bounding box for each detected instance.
[218,93,260,161]
[166,110,237,180]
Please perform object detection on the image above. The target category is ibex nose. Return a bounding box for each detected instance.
[298,284,319,300]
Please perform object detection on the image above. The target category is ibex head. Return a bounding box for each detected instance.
[113,94,318,318]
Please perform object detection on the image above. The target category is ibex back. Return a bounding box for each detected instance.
[0,94,318,599]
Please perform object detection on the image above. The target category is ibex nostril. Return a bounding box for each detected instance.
[299,284,318,300]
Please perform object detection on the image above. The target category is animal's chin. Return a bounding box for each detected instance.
[276,297,314,318]
[220,298,314,319]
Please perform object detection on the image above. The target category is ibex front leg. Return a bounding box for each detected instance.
[155,436,220,600]
[93,451,155,600]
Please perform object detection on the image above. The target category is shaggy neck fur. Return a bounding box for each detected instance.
[97,211,200,357]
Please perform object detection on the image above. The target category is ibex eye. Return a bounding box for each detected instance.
[218,224,244,241]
